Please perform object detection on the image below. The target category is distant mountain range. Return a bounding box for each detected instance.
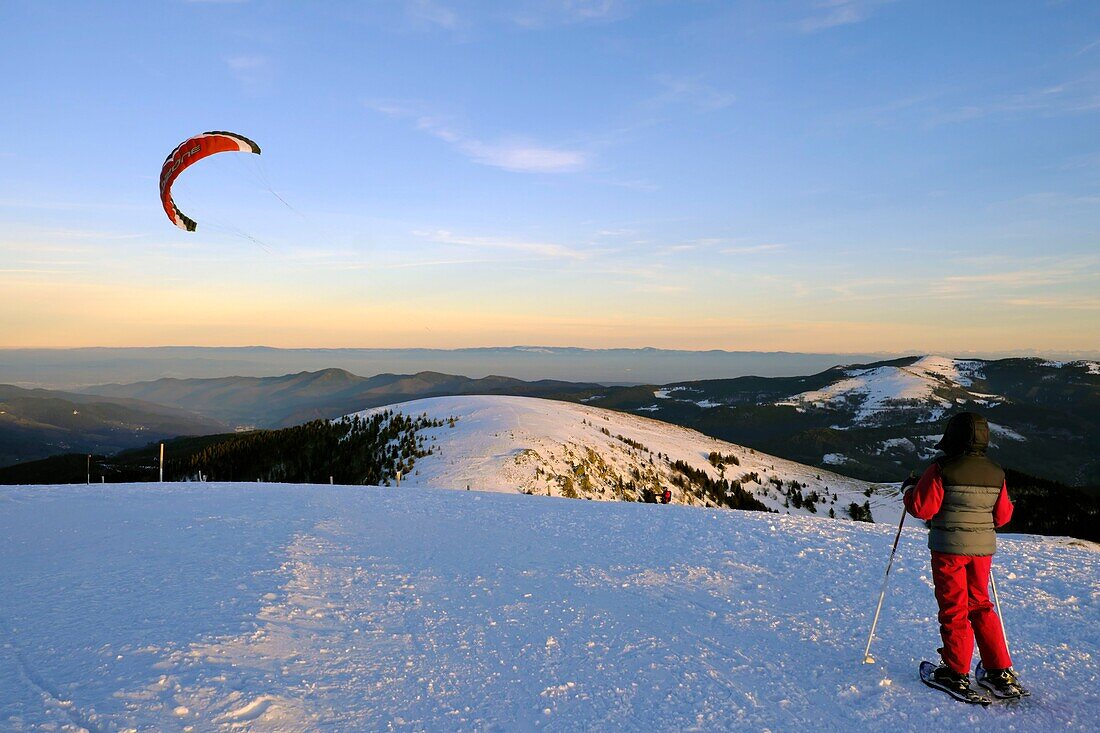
[0,346,918,389]
[4,354,1097,488]
[0,385,224,466]
[82,370,600,429]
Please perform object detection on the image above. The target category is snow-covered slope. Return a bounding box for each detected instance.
[1,483,1095,731]
[775,355,992,425]
[351,395,894,521]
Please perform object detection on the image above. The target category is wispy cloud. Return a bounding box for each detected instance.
[929,255,1100,298]
[829,76,1100,131]
[720,243,786,254]
[593,227,637,238]
[800,0,892,33]
[643,239,786,257]
[226,55,272,94]
[377,257,509,270]
[989,191,1100,208]
[649,74,736,111]
[928,78,1100,125]
[1077,36,1100,56]
[392,0,625,32]
[414,228,589,260]
[633,282,687,295]
[824,92,945,128]
[456,137,586,172]
[941,270,1081,288]
[406,0,461,30]
[597,176,659,191]
[305,255,518,272]
[1058,151,1100,171]
[507,0,626,29]
[820,275,903,302]
[0,198,142,212]
[0,268,75,274]
[1004,296,1100,310]
[23,228,145,242]
[367,101,588,173]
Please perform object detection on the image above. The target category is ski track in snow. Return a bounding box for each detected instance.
[1,483,1096,732]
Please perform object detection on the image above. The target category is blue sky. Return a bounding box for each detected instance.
[1,0,1098,354]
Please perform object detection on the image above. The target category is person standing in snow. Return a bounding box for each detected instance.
[904,411,1027,699]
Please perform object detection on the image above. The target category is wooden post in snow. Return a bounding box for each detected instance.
[159,443,165,482]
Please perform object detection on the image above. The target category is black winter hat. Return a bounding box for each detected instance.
[935,412,990,456]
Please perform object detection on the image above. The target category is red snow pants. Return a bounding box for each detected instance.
[931,551,1012,675]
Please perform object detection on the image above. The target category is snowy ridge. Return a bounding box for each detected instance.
[350,395,895,521]
[776,356,996,426]
[1076,360,1100,375]
[0,483,1095,730]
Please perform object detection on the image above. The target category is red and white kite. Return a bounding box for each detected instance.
[159,131,261,231]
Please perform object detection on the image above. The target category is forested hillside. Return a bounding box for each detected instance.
[0,410,443,487]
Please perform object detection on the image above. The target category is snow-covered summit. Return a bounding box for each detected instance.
[348,395,893,520]
[777,355,994,425]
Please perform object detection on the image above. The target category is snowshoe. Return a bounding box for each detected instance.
[976,663,1030,699]
[919,661,991,705]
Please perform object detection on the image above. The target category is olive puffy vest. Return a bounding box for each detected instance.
[928,454,1005,556]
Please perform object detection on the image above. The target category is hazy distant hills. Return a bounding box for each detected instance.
[0,346,901,389]
[0,385,225,466]
[82,369,602,429]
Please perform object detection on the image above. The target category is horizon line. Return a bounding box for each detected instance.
[1,344,1098,360]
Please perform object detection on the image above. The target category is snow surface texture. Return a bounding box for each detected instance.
[1,483,1096,731]
[776,356,993,426]
[350,395,891,520]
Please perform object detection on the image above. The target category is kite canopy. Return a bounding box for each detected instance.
[159,131,261,231]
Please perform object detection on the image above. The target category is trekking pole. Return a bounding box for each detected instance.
[862,510,906,664]
[990,567,1011,658]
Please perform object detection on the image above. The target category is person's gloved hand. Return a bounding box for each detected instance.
[901,472,919,491]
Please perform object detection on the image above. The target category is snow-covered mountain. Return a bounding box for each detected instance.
[567,355,1100,486]
[1,482,1095,730]
[774,355,993,426]
[348,395,896,522]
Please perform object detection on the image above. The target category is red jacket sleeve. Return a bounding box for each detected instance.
[992,480,1013,527]
[904,463,943,521]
